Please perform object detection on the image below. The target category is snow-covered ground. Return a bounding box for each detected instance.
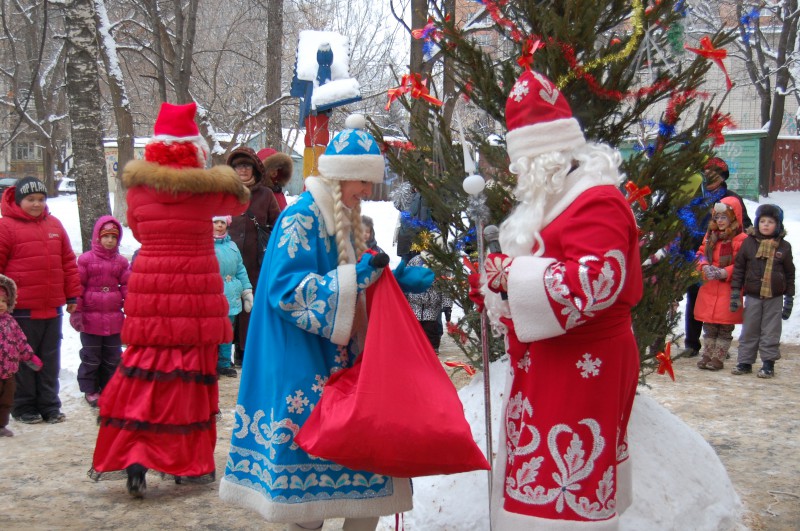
[43,189,800,529]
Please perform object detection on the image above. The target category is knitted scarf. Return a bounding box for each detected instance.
[756,238,779,298]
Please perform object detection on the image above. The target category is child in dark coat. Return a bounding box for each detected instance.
[0,274,43,437]
[730,204,795,378]
[70,216,131,406]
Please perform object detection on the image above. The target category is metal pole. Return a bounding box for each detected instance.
[476,217,493,528]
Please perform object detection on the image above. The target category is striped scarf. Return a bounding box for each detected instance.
[756,238,779,298]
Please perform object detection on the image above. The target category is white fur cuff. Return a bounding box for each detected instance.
[507,256,565,342]
[331,264,357,345]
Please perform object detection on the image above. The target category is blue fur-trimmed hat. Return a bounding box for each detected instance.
[317,114,385,183]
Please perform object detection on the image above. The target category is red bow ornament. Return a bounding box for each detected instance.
[624,180,652,210]
[656,343,675,381]
[517,38,543,70]
[386,74,444,110]
[685,37,733,90]
[444,360,477,376]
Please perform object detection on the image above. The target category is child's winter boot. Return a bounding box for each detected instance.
[757,360,775,379]
[731,363,752,375]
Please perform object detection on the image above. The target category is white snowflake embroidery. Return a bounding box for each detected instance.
[576,353,601,378]
[249,409,301,459]
[286,390,310,414]
[544,250,627,330]
[334,345,350,366]
[279,275,327,334]
[510,79,530,102]
[517,352,531,372]
[278,212,314,258]
[311,374,328,394]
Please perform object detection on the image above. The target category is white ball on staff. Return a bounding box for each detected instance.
[462,174,485,195]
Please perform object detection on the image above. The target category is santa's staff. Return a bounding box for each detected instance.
[459,113,494,527]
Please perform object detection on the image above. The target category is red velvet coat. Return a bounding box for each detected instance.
[91,160,250,481]
[488,175,642,529]
[0,187,80,319]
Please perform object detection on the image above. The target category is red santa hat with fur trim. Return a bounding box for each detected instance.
[144,102,210,169]
[505,69,586,163]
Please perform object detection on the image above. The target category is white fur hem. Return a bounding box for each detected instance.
[318,154,385,183]
[617,458,633,516]
[507,256,564,342]
[494,508,619,531]
[219,476,413,523]
[505,118,585,162]
[331,264,357,345]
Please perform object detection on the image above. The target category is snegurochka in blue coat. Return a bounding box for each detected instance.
[220,115,418,531]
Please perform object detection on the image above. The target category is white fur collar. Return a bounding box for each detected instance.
[306,177,336,236]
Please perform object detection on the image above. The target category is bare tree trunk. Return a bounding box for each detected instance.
[172,0,198,103]
[409,0,428,145]
[759,0,798,196]
[264,0,284,150]
[63,0,110,251]
[95,0,133,225]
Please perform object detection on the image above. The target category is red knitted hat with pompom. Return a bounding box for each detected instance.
[144,102,209,169]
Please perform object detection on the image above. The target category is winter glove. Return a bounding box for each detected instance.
[355,252,388,288]
[468,273,485,313]
[69,312,83,332]
[702,265,717,280]
[782,295,793,320]
[241,289,254,313]
[729,288,741,313]
[392,259,435,293]
[713,266,728,280]
[484,253,513,294]
[368,252,390,269]
[24,355,43,372]
[443,307,452,322]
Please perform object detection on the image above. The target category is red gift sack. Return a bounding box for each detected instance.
[295,269,491,478]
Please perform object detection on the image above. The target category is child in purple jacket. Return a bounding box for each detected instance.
[70,216,131,407]
[0,274,43,437]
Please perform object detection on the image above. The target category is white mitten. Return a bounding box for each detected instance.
[242,289,254,313]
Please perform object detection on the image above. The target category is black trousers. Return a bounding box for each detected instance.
[684,283,703,350]
[13,316,62,418]
[77,332,122,394]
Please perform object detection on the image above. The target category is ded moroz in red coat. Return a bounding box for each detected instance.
[486,173,643,530]
[90,159,250,481]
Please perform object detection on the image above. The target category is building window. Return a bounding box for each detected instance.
[13,142,41,161]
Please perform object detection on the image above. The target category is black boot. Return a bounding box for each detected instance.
[757,360,775,379]
[126,463,147,498]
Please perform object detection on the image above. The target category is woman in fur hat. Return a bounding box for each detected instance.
[89,102,250,498]
[220,114,413,531]
[226,146,281,367]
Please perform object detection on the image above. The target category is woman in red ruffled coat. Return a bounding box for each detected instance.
[89,103,250,498]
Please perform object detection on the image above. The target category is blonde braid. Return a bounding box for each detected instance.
[351,202,368,259]
[330,180,351,266]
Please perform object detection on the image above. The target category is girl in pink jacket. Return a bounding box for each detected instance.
[70,216,130,407]
[694,196,747,371]
[0,274,42,437]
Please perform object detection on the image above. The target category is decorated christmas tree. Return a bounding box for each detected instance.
[377,0,735,379]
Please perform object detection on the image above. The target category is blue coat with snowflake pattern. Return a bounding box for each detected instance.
[219,178,412,523]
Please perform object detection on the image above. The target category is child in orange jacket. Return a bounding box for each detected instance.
[693,196,747,370]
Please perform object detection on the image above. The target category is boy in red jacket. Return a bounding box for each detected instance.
[0,176,80,424]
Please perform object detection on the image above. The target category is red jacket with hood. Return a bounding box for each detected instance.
[694,195,747,325]
[0,186,81,319]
